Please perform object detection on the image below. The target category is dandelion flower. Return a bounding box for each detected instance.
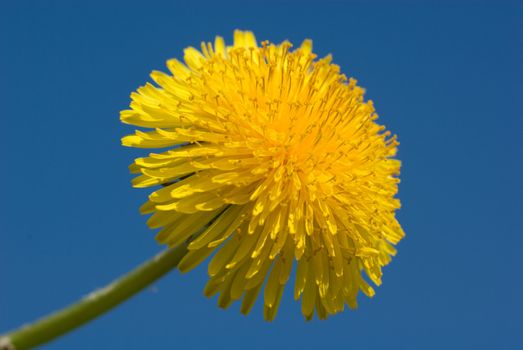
[121,30,404,321]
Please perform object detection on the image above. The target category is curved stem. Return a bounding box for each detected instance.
[0,244,188,350]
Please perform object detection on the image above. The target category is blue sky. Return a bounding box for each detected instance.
[1,1,521,349]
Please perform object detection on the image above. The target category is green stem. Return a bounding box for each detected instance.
[0,244,188,350]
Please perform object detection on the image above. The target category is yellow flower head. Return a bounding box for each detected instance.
[121,30,404,321]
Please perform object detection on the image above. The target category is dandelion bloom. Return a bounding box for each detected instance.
[121,30,404,320]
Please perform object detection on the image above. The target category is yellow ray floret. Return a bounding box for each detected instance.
[121,30,405,321]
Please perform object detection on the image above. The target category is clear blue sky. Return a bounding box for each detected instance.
[1,1,521,349]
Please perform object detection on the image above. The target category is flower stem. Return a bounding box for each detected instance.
[0,244,188,350]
